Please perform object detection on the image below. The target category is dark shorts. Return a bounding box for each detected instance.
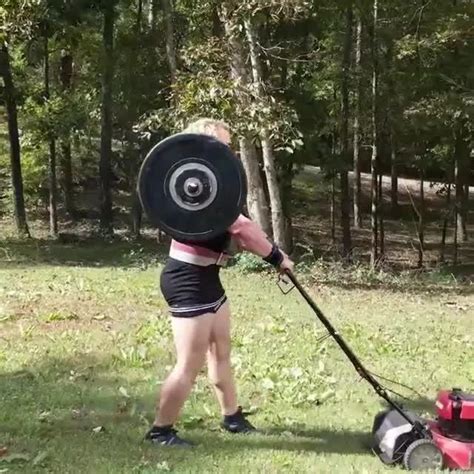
[160,258,227,318]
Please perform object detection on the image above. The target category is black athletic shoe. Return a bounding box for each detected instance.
[145,426,194,447]
[221,407,256,434]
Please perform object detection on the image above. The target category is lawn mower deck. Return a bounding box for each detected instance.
[428,389,474,470]
[372,389,474,470]
[283,272,474,471]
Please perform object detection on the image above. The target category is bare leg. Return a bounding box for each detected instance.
[154,312,214,426]
[207,301,238,416]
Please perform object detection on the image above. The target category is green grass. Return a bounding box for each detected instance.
[1,241,473,473]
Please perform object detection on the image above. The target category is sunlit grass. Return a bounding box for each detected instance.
[1,240,472,473]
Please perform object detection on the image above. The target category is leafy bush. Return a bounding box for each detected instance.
[232,252,271,273]
[0,139,47,213]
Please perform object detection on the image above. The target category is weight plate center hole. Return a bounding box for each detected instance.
[184,178,203,197]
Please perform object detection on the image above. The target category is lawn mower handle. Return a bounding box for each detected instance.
[283,270,418,428]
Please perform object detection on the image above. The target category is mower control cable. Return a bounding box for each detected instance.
[285,271,422,430]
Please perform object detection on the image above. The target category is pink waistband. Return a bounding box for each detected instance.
[169,240,229,267]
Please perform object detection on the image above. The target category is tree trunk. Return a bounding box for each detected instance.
[260,133,288,249]
[281,161,294,253]
[136,0,143,34]
[331,174,337,246]
[390,127,398,213]
[440,182,452,264]
[161,0,177,84]
[352,11,362,229]
[340,6,353,260]
[454,120,469,242]
[211,4,224,37]
[465,182,469,217]
[370,0,379,267]
[99,2,115,235]
[330,131,337,246]
[131,189,142,239]
[417,166,425,268]
[244,17,289,251]
[453,207,459,264]
[220,6,271,234]
[48,139,58,237]
[238,139,271,235]
[440,157,454,264]
[386,42,398,215]
[59,51,76,218]
[148,0,159,30]
[44,34,58,237]
[378,173,385,261]
[0,44,30,237]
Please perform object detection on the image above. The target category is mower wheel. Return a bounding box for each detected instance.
[403,438,443,471]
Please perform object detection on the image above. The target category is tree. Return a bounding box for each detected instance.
[352,9,362,229]
[220,5,271,235]
[370,0,378,267]
[0,44,30,237]
[161,0,177,84]
[59,50,76,218]
[454,118,469,242]
[244,16,290,251]
[99,0,116,235]
[339,6,353,260]
[439,158,454,264]
[43,27,58,237]
[390,126,398,213]
[386,43,398,214]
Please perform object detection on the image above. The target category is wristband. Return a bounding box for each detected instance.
[263,244,284,267]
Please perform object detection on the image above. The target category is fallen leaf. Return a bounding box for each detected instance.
[319,389,335,404]
[32,451,48,467]
[262,378,274,390]
[155,461,171,471]
[38,411,51,422]
[118,386,130,398]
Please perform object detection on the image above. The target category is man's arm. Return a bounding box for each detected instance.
[228,215,294,271]
[228,215,273,257]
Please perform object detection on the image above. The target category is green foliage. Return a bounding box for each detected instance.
[0,0,472,269]
[233,252,270,273]
[138,32,302,156]
[0,139,46,211]
[21,93,89,141]
[0,0,44,41]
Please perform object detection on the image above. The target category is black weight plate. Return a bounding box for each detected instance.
[137,133,247,241]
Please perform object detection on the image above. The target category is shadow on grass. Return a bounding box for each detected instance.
[0,235,168,268]
[250,426,373,455]
[1,354,372,458]
[375,396,438,419]
[178,430,373,458]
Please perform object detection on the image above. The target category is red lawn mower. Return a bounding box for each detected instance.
[283,272,474,471]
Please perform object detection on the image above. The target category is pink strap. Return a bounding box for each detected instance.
[169,240,229,267]
[171,240,223,259]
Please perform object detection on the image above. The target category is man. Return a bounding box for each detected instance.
[145,118,294,447]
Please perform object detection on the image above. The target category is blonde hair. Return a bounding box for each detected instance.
[183,118,230,139]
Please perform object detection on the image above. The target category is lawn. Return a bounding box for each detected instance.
[0,240,473,473]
